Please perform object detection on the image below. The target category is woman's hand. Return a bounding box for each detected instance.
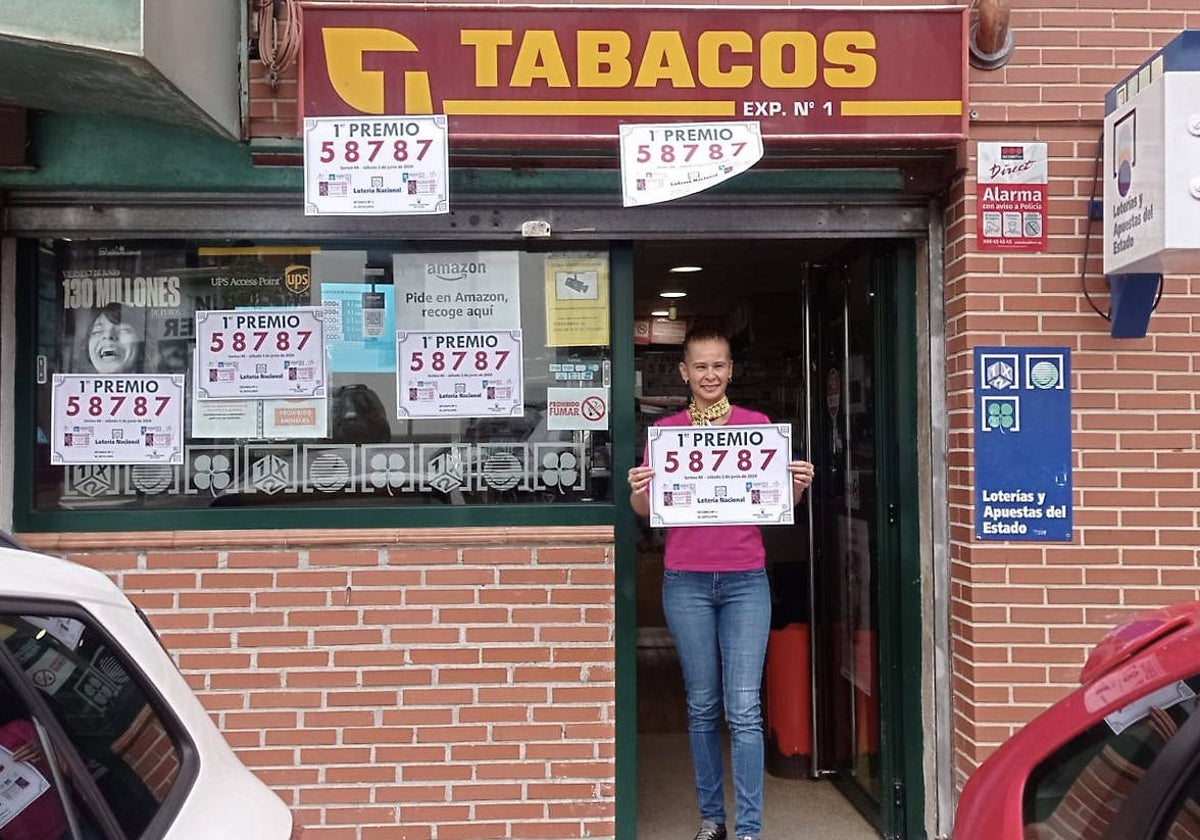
[11,739,44,767]
[789,460,815,496]
[627,465,654,496]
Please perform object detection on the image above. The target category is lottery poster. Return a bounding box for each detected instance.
[647,423,794,527]
[195,308,326,400]
[51,374,185,465]
[396,329,523,419]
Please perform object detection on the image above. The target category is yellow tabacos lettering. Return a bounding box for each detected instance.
[823,31,876,88]
[457,28,877,89]
[325,25,880,110]
[761,31,818,88]
[698,31,753,88]
[512,30,572,87]
[577,31,632,87]
[461,29,513,87]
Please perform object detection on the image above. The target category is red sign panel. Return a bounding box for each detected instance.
[976,141,1049,252]
[299,4,967,148]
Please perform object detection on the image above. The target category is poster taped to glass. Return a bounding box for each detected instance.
[55,242,318,381]
[396,330,524,419]
[195,308,327,400]
[50,374,185,465]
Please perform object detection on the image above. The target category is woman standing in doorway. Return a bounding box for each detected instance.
[627,324,815,840]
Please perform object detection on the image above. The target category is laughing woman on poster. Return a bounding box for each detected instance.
[75,304,148,375]
[627,324,814,840]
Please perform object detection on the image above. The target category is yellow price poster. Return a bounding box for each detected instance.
[544,254,609,347]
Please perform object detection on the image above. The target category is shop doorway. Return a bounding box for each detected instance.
[630,239,920,840]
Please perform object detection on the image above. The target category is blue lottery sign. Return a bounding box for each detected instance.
[974,347,1072,541]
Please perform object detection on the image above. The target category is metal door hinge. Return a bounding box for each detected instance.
[893,779,905,808]
[887,502,897,525]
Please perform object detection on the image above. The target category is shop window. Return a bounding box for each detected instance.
[29,240,614,512]
[1023,677,1200,839]
[0,611,185,836]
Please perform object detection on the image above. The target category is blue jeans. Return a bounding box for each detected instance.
[662,568,771,837]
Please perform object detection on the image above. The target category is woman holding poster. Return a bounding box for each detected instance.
[627,325,814,840]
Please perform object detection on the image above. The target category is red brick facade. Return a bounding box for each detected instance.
[943,4,1200,795]
[24,528,616,840]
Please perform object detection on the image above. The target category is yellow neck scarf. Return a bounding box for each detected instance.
[688,396,731,426]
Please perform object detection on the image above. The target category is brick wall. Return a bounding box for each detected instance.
[946,3,1200,794]
[25,527,616,840]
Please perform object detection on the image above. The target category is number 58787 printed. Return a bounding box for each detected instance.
[647,423,794,528]
[50,374,185,466]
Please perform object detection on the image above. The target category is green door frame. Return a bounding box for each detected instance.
[875,243,925,840]
[610,243,640,840]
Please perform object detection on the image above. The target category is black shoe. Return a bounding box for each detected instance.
[693,820,727,840]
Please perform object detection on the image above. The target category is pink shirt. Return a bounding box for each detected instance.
[648,405,770,572]
[0,719,68,840]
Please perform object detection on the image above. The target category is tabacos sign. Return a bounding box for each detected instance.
[299,4,967,147]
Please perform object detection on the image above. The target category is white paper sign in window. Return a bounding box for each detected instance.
[396,330,524,419]
[303,115,449,216]
[51,374,185,465]
[620,121,764,207]
[195,308,326,400]
[546,387,610,431]
[393,251,521,331]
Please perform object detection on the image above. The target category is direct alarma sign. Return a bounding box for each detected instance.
[976,142,1047,252]
[51,375,185,465]
[647,423,794,527]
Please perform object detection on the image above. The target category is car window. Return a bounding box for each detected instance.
[0,664,106,840]
[1153,758,1200,839]
[1023,676,1200,839]
[0,611,182,838]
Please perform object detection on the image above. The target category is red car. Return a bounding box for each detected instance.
[955,601,1200,840]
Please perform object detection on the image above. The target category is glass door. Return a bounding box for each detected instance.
[808,251,909,835]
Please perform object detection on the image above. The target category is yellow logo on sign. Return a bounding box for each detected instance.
[323,28,433,114]
[284,264,311,296]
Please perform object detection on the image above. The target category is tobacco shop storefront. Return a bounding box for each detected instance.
[0,5,963,839]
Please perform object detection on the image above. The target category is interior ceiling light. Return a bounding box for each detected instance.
[659,291,688,299]
[669,265,703,273]
[650,309,670,317]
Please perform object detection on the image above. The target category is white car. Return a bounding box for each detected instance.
[0,533,301,839]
